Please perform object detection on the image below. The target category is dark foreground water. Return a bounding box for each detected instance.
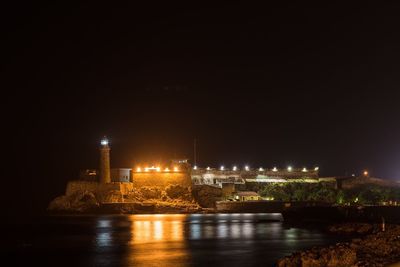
[4,213,347,267]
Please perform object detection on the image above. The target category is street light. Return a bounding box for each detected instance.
[288,166,292,172]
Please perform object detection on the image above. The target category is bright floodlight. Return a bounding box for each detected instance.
[206,166,210,170]
[302,167,307,172]
[193,165,198,170]
[272,167,278,172]
[259,167,264,171]
[287,166,292,172]
[101,138,108,146]
[233,166,237,171]
[220,166,224,171]
[315,167,319,171]
[245,166,249,171]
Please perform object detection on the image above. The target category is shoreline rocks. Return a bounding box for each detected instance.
[277,224,400,267]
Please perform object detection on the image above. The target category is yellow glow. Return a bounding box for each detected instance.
[127,214,187,265]
[364,171,369,176]
[174,167,179,172]
[137,167,141,172]
[156,167,161,172]
[145,167,149,172]
[164,167,169,172]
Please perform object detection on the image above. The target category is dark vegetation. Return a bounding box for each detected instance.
[254,183,400,205]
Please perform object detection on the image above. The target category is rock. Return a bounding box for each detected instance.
[139,187,162,199]
[48,191,99,212]
[165,184,192,201]
[48,195,71,211]
[278,224,400,267]
[101,190,123,203]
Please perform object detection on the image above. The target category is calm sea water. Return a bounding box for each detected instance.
[4,214,346,267]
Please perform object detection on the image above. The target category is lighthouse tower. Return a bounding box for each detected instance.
[99,137,111,184]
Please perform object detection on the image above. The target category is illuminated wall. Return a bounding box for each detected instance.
[131,172,192,188]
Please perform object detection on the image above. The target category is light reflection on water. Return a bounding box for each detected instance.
[90,213,341,267]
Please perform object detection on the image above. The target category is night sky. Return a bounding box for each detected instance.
[3,2,400,214]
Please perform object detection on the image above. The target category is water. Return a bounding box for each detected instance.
[4,214,346,266]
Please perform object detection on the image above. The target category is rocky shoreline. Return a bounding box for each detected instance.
[277,223,400,267]
[47,184,221,214]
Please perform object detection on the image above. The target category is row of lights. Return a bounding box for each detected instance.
[194,166,319,172]
[136,166,179,172]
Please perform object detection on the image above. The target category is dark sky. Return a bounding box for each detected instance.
[3,2,400,214]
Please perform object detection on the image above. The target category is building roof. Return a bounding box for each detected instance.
[235,191,260,197]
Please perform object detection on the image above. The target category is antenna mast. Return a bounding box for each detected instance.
[194,138,197,166]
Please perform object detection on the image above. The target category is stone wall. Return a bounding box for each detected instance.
[65,181,133,198]
[131,172,192,188]
[65,181,99,196]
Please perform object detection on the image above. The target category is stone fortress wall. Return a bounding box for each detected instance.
[66,181,133,197]
[130,172,192,188]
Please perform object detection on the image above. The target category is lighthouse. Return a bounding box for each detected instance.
[99,137,111,184]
